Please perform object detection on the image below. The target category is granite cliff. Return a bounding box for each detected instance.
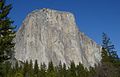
[15,8,102,67]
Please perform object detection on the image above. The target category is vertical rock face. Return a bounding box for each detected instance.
[15,8,102,67]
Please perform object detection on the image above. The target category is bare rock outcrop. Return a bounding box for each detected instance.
[15,8,102,67]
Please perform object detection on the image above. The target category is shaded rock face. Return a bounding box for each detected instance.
[15,8,102,67]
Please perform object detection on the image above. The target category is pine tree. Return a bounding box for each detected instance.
[89,66,96,77]
[57,61,63,77]
[101,48,110,62]
[29,60,34,77]
[15,61,19,71]
[102,33,119,63]
[99,33,120,77]
[0,0,15,77]
[0,0,15,63]
[23,60,29,77]
[47,61,56,77]
[4,61,11,77]
[34,60,39,77]
[62,63,67,77]
[39,63,46,77]
[76,62,84,77]
[69,61,77,77]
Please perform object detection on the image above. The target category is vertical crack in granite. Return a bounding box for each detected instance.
[15,8,102,67]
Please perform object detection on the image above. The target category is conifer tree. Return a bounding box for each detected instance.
[40,63,46,77]
[0,0,15,76]
[29,60,34,77]
[34,60,39,77]
[57,61,63,77]
[99,33,120,77]
[63,63,67,77]
[0,0,15,63]
[15,61,19,71]
[76,62,85,77]
[69,61,77,77]
[89,66,96,77]
[23,60,29,76]
[102,33,119,63]
[47,61,56,77]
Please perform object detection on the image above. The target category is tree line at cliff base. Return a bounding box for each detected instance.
[0,0,120,77]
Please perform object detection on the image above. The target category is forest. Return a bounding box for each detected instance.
[0,0,120,77]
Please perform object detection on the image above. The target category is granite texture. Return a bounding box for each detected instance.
[15,8,102,67]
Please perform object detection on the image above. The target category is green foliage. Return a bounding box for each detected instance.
[1,33,119,77]
[100,33,120,77]
[0,0,15,77]
[76,63,88,77]
[34,60,39,77]
[47,61,56,77]
[69,61,77,77]
[0,1,120,76]
[39,63,46,77]
[102,33,119,63]
[0,0,15,63]
[1,57,119,77]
